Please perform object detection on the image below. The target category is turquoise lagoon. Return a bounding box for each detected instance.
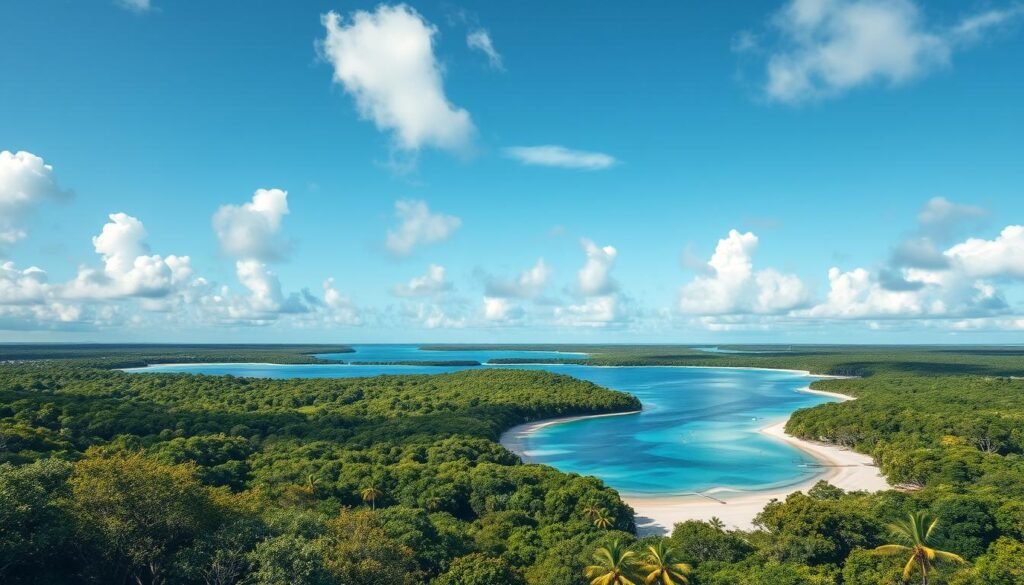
[126,346,835,498]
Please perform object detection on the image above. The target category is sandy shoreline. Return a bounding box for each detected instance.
[500,410,643,462]
[500,384,890,536]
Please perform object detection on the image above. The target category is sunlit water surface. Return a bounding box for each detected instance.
[126,345,833,496]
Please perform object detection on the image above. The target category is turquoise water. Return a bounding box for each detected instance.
[126,346,833,497]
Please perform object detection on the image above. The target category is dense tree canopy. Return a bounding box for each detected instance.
[2,344,1024,583]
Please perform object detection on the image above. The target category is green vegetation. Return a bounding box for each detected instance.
[0,343,353,367]
[872,512,965,585]
[2,343,1024,584]
[0,358,637,583]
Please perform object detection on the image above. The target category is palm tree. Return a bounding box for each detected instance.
[872,511,965,585]
[709,517,725,531]
[582,502,603,521]
[639,541,691,585]
[593,508,614,529]
[360,485,383,510]
[584,540,638,585]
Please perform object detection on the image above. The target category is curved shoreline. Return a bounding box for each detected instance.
[133,361,887,534]
[500,410,643,462]
[500,382,889,536]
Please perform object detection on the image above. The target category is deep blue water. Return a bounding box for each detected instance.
[125,346,833,497]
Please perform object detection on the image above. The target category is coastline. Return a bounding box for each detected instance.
[500,383,889,536]
[500,410,642,462]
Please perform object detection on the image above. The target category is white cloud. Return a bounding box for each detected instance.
[806,266,929,318]
[577,239,618,296]
[483,296,525,322]
[758,0,1024,103]
[0,150,71,246]
[385,199,461,256]
[916,196,987,240]
[467,29,503,69]
[394,264,451,297]
[952,5,1024,41]
[65,213,193,300]
[554,295,630,328]
[678,230,808,315]
[806,225,1020,320]
[234,260,284,313]
[0,262,50,305]
[322,278,362,326]
[115,0,152,13]
[504,146,616,170]
[944,225,1024,279]
[403,302,467,329]
[195,260,318,324]
[484,258,551,298]
[320,5,475,151]
[213,188,290,261]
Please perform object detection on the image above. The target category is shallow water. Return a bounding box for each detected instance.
[126,346,833,497]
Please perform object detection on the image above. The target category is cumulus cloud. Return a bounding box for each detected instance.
[756,0,1024,103]
[65,213,193,300]
[806,220,1024,321]
[467,29,503,69]
[806,267,931,318]
[577,239,618,296]
[881,197,991,282]
[483,258,551,298]
[321,278,363,326]
[679,230,808,315]
[0,150,72,246]
[482,296,525,322]
[385,199,461,256]
[554,295,632,328]
[320,5,475,151]
[394,264,452,297]
[476,259,551,324]
[0,262,51,305]
[553,239,635,328]
[402,301,467,329]
[944,225,1024,279]
[213,188,290,261]
[504,146,616,170]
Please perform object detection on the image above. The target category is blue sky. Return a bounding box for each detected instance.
[2,0,1023,343]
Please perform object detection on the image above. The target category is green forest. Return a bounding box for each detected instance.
[2,345,1024,584]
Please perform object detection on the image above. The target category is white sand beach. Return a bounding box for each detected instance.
[499,384,890,536]
[500,410,642,462]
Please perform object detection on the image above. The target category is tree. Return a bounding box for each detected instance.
[872,511,965,585]
[322,509,416,585]
[361,485,384,510]
[960,538,1024,585]
[433,553,524,585]
[593,508,614,529]
[584,540,638,585]
[0,459,73,581]
[670,520,753,564]
[246,534,335,585]
[639,541,691,585]
[68,452,221,585]
[583,502,603,522]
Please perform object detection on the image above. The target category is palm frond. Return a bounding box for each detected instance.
[872,544,910,556]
